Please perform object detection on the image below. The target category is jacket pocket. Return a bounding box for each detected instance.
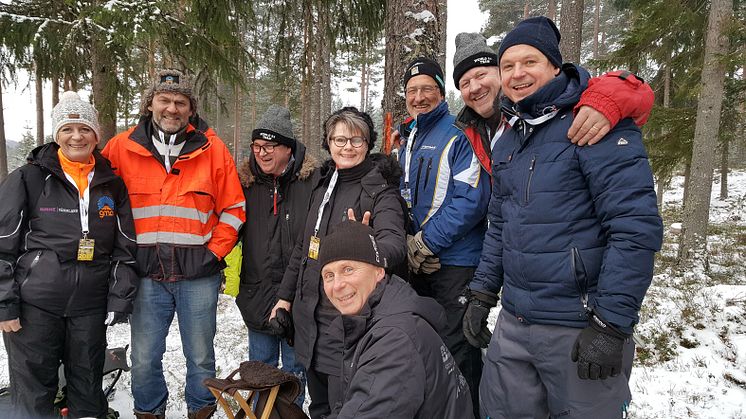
[523,155,536,205]
[178,178,215,214]
[17,250,42,290]
[571,247,589,311]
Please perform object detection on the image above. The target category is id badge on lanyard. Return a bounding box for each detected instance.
[308,170,339,260]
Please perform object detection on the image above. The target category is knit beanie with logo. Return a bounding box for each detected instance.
[51,91,101,142]
[252,105,297,151]
[452,32,498,87]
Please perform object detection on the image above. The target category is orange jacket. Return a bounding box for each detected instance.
[103,116,245,280]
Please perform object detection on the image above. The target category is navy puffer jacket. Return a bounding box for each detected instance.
[470,64,662,334]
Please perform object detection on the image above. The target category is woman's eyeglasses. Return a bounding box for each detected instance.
[330,136,366,148]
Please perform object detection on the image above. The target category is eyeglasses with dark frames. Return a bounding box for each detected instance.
[330,136,366,148]
[251,142,280,154]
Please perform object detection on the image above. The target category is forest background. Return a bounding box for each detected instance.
[0,1,745,415]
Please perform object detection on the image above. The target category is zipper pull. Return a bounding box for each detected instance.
[529,157,536,171]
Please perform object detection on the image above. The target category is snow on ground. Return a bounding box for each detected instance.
[1,170,745,418]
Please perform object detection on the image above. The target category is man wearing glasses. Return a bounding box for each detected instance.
[233,105,317,407]
[398,57,490,419]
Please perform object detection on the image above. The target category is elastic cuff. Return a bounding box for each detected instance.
[574,90,622,128]
[470,289,498,307]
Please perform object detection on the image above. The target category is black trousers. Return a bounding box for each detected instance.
[411,265,482,419]
[3,304,108,419]
[306,367,343,419]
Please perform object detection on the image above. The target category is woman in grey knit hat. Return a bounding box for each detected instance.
[0,91,138,418]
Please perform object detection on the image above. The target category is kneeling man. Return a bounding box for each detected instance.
[318,220,472,419]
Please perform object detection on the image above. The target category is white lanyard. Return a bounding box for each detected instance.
[403,126,418,186]
[507,109,560,128]
[158,131,178,173]
[63,170,95,236]
[313,169,339,236]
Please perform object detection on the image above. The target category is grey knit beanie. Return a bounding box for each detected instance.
[252,105,296,151]
[453,32,498,87]
[140,69,197,116]
[51,91,101,142]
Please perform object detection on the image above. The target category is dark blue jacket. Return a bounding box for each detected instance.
[470,64,662,334]
[399,101,490,267]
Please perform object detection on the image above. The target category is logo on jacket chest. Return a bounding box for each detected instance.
[97,195,116,218]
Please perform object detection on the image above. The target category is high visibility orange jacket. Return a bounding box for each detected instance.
[103,116,245,281]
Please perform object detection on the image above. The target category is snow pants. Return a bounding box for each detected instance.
[480,310,634,419]
[3,304,107,419]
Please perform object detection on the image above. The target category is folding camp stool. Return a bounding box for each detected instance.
[203,360,307,419]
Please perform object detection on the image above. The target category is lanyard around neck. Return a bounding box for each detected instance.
[404,126,418,186]
[313,169,339,236]
[63,170,95,236]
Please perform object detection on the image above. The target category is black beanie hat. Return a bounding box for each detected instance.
[498,16,562,69]
[452,32,498,88]
[403,57,446,96]
[252,105,297,151]
[318,220,386,269]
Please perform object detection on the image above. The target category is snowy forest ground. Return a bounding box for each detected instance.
[1,171,744,418]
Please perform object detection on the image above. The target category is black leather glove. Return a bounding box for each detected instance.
[105,311,129,327]
[571,312,629,380]
[462,289,498,348]
[268,308,295,347]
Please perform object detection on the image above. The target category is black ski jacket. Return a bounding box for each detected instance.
[235,143,318,332]
[330,275,473,419]
[0,143,138,320]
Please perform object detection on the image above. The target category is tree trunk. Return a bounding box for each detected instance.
[300,0,313,153]
[548,0,557,21]
[655,174,665,210]
[383,0,446,124]
[90,35,118,145]
[524,0,530,18]
[719,137,728,199]
[0,79,8,182]
[361,50,368,112]
[35,65,44,146]
[51,74,59,106]
[559,0,584,64]
[678,0,732,265]
[233,84,241,162]
[593,0,601,61]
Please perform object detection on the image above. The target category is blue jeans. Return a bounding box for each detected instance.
[131,275,221,414]
[248,329,306,407]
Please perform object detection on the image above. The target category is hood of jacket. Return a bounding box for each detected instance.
[238,141,318,188]
[27,142,118,187]
[341,275,446,350]
[501,63,590,120]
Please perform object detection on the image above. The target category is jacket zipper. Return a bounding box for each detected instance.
[423,157,433,190]
[64,264,81,316]
[414,156,424,206]
[19,250,42,289]
[273,180,279,216]
[571,247,589,311]
[524,156,536,204]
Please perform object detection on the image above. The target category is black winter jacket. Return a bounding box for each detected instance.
[329,275,473,419]
[277,154,407,371]
[235,143,318,332]
[0,143,139,320]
